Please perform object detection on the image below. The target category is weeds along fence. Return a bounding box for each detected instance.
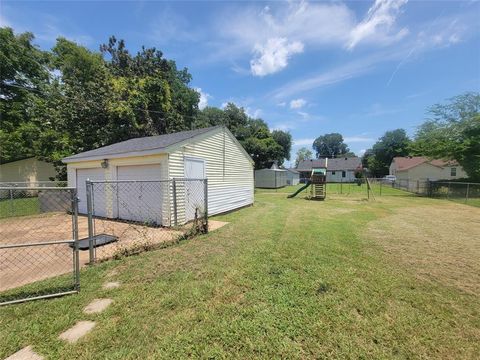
[0,186,79,305]
[428,181,480,206]
[85,179,208,263]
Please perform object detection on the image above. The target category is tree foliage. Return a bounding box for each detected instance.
[313,133,349,158]
[294,147,313,167]
[0,29,290,176]
[362,129,411,177]
[271,130,292,161]
[411,92,480,180]
[0,28,50,163]
[194,103,287,169]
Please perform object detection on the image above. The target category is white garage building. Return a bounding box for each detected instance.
[63,126,254,225]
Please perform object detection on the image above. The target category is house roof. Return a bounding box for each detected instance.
[286,168,299,174]
[63,126,223,163]
[391,156,459,171]
[296,157,362,171]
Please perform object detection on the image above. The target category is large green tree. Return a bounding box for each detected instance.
[0,28,49,163]
[411,92,480,180]
[362,129,411,177]
[294,147,313,167]
[313,133,349,158]
[271,130,292,162]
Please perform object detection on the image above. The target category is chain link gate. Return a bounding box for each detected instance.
[85,179,208,263]
[0,186,80,306]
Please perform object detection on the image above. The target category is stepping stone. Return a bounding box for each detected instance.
[59,321,95,344]
[83,298,113,314]
[5,346,43,360]
[103,281,120,290]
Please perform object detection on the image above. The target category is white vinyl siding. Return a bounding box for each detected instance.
[66,128,254,226]
[169,127,254,224]
[76,168,106,215]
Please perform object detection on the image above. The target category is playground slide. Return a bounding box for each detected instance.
[287,181,311,198]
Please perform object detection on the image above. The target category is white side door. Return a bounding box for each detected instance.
[116,164,162,224]
[184,158,205,221]
[76,168,106,216]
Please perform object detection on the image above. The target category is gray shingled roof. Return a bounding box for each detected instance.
[296,157,362,171]
[63,126,221,162]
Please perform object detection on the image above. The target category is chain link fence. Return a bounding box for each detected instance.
[428,181,480,207]
[0,186,79,305]
[85,179,208,263]
[326,178,480,206]
[326,179,416,197]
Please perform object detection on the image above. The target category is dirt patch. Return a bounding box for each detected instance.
[208,220,228,231]
[365,202,480,295]
[0,213,185,291]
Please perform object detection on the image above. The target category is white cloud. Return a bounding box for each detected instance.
[358,149,367,156]
[289,98,307,109]
[297,111,310,119]
[195,88,211,110]
[270,8,475,100]
[347,0,409,50]
[246,107,262,118]
[344,136,375,143]
[250,37,304,76]
[270,50,392,99]
[272,122,296,131]
[293,138,315,146]
[277,102,286,107]
[213,0,412,74]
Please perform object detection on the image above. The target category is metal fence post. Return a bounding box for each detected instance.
[447,182,451,200]
[86,180,95,263]
[204,178,208,233]
[380,180,382,196]
[71,189,80,291]
[172,179,178,226]
[9,188,14,216]
[465,183,470,204]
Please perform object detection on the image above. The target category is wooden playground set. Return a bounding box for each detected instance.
[287,167,327,200]
[287,159,375,201]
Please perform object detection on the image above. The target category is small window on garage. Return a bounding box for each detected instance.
[451,167,456,177]
[332,171,336,175]
[342,171,346,178]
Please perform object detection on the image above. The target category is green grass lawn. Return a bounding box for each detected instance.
[1,192,479,359]
[257,183,414,197]
[0,197,40,219]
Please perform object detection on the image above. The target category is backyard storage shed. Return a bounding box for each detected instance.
[255,164,287,189]
[0,157,56,184]
[286,168,300,185]
[63,126,254,225]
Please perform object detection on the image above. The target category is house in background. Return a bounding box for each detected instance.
[63,126,254,225]
[389,156,467,181]
[254,163,287,189]
[286,168,300,185]
[0,157,56,184]
[296,157,362,183]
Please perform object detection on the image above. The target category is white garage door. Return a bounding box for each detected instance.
[116,164,162,224]
[76,168,106,216]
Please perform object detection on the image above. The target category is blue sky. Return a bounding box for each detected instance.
[1,0,479,165]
